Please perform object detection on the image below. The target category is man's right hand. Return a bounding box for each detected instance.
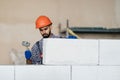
[26,59,32,64]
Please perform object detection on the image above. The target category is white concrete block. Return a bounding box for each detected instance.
[15,65,70,80]
[0,66,14,80]
[72,66,97,80]
[98,66,120,80]
[43,39,98,65]
[100,40,120,65]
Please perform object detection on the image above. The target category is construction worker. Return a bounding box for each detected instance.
[27,15,59,64]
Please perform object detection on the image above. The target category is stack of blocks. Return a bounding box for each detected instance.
[0,39,120,80]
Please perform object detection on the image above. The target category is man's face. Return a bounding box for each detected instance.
[39,26,51,38]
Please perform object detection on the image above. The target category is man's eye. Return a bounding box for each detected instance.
[39,27,48,31]
[40,29,43,31]
[44,28,48,30]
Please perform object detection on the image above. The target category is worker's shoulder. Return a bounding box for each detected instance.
[31,40,42,49]
[35,39,43,47]
[31,42,37,50]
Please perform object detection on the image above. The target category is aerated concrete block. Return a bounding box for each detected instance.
[43,39,98,65]
[98,66,120,80]
[0,66,14,80]
[72,66,98,80]
[15,65,70,80]
[100,40,120,65]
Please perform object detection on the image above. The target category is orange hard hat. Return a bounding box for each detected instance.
[35,15,52,29]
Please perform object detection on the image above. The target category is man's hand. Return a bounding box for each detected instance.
[26,59,32,64]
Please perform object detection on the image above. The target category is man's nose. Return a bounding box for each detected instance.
[42,30,46,34]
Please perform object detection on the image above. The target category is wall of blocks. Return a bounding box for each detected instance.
[0,39,120,80]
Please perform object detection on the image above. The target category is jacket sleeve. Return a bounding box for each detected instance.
[31,43,42,64]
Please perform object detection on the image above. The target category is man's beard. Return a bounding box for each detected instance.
[42,31,51,38]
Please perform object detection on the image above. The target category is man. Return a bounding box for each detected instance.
[27,15,59,64]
